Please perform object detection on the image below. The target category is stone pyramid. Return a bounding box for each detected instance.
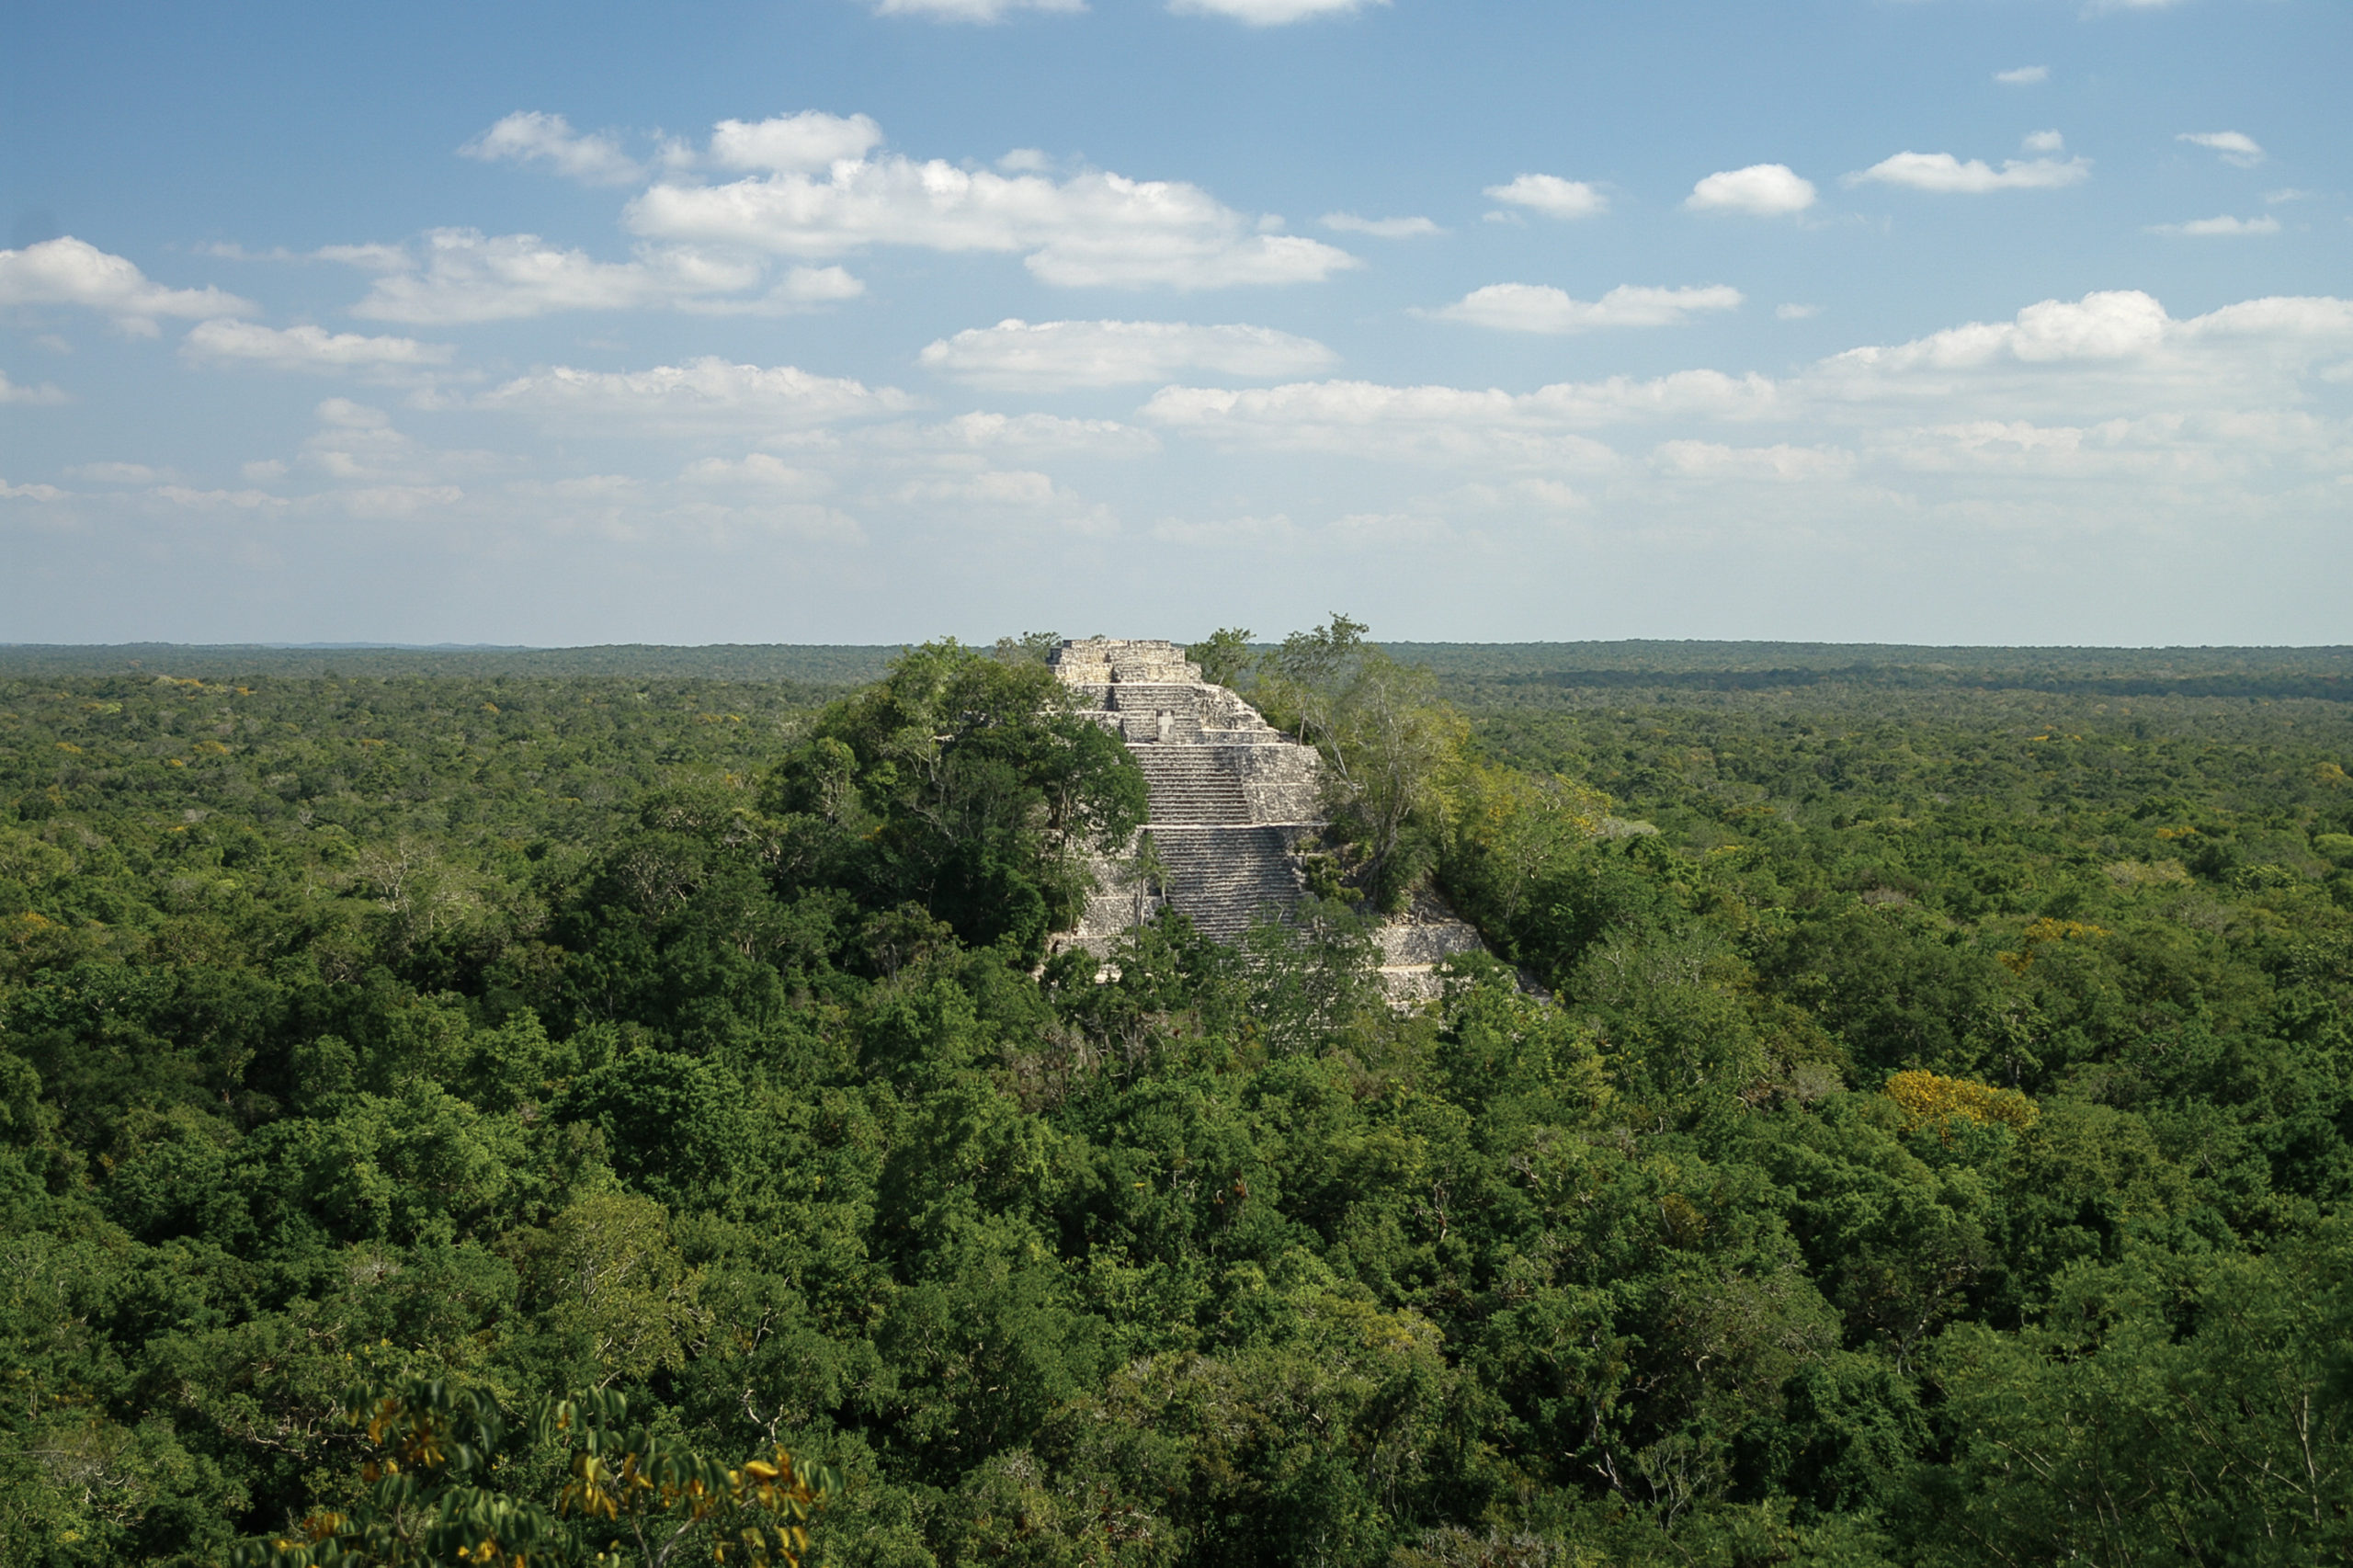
[1050,637,1491,999]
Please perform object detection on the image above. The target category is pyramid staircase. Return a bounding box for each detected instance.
[1051,638,1320,948]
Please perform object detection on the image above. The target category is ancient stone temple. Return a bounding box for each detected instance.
[1051,637,1323,947]
[1050,636,1491,999]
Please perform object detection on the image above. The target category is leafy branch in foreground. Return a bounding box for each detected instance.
[231,1380,836,1568]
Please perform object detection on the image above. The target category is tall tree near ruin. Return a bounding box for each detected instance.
[1256,616,1467,909]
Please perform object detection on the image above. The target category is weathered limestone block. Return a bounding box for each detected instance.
[1228,743,1323,824]
[1373,887,1495,1004]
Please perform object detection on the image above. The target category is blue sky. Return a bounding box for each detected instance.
[2,0,2346,646]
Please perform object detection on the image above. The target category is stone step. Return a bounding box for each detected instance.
[1108,682,1205,709]
[1148,826,1305,939]
[1120,712,1205,745]
[1131,749,1253,825]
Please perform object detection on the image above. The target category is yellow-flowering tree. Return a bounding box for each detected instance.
[1883,1069,2039,1138]
[231,1380,836,1568]
[1996,917,2108,974]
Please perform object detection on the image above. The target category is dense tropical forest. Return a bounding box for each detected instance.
[3,632,2351,1567]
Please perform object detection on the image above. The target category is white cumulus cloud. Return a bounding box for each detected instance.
[1824,290,2174,374]
[1138,289,2353,528]
[1432,283,1744,335]
[1685,165,1816,216]
[1169,0,1384,23]
[474,358,913,435]
[918,318,1336,389]
[461,111,645,186]
[709,112,886,171]
[182,319,457,371]
[1140,371,1776,467]
[1850,151,2090,193]
[344,229,858,323]
[1483,174,1608,220]
[2178,131,2266,168]
[630,133,1357,289]
[0,237,255,330]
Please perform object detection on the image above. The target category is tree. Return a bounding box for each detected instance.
[1185,629,1255,690]
[232,1379,837,1568]
[1254,617,1466,910]
[1904,1230,2353,1566]
[771,642,1148,960]
[992,631,1062,666]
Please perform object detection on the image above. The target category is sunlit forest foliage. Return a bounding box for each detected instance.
[3,637,2351,1567]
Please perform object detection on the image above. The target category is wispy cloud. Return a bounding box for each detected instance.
[66,461,170,483]
[2178,131,2265,168]
[873,0,1085,18]
[1319,212,1443,237]
[182,319,457,372]
[2149,214,2280,236]
[461,111,645,186]
[1430,283,1744,334]
[474,358,914,436]
[919,318,1336,390]
[1168,0,1385,24]
[343,229,860,324]
[0,369,70,404]
[629,115,1359,290]
[1995,65,2049,85]
[1849,150,2090,193]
